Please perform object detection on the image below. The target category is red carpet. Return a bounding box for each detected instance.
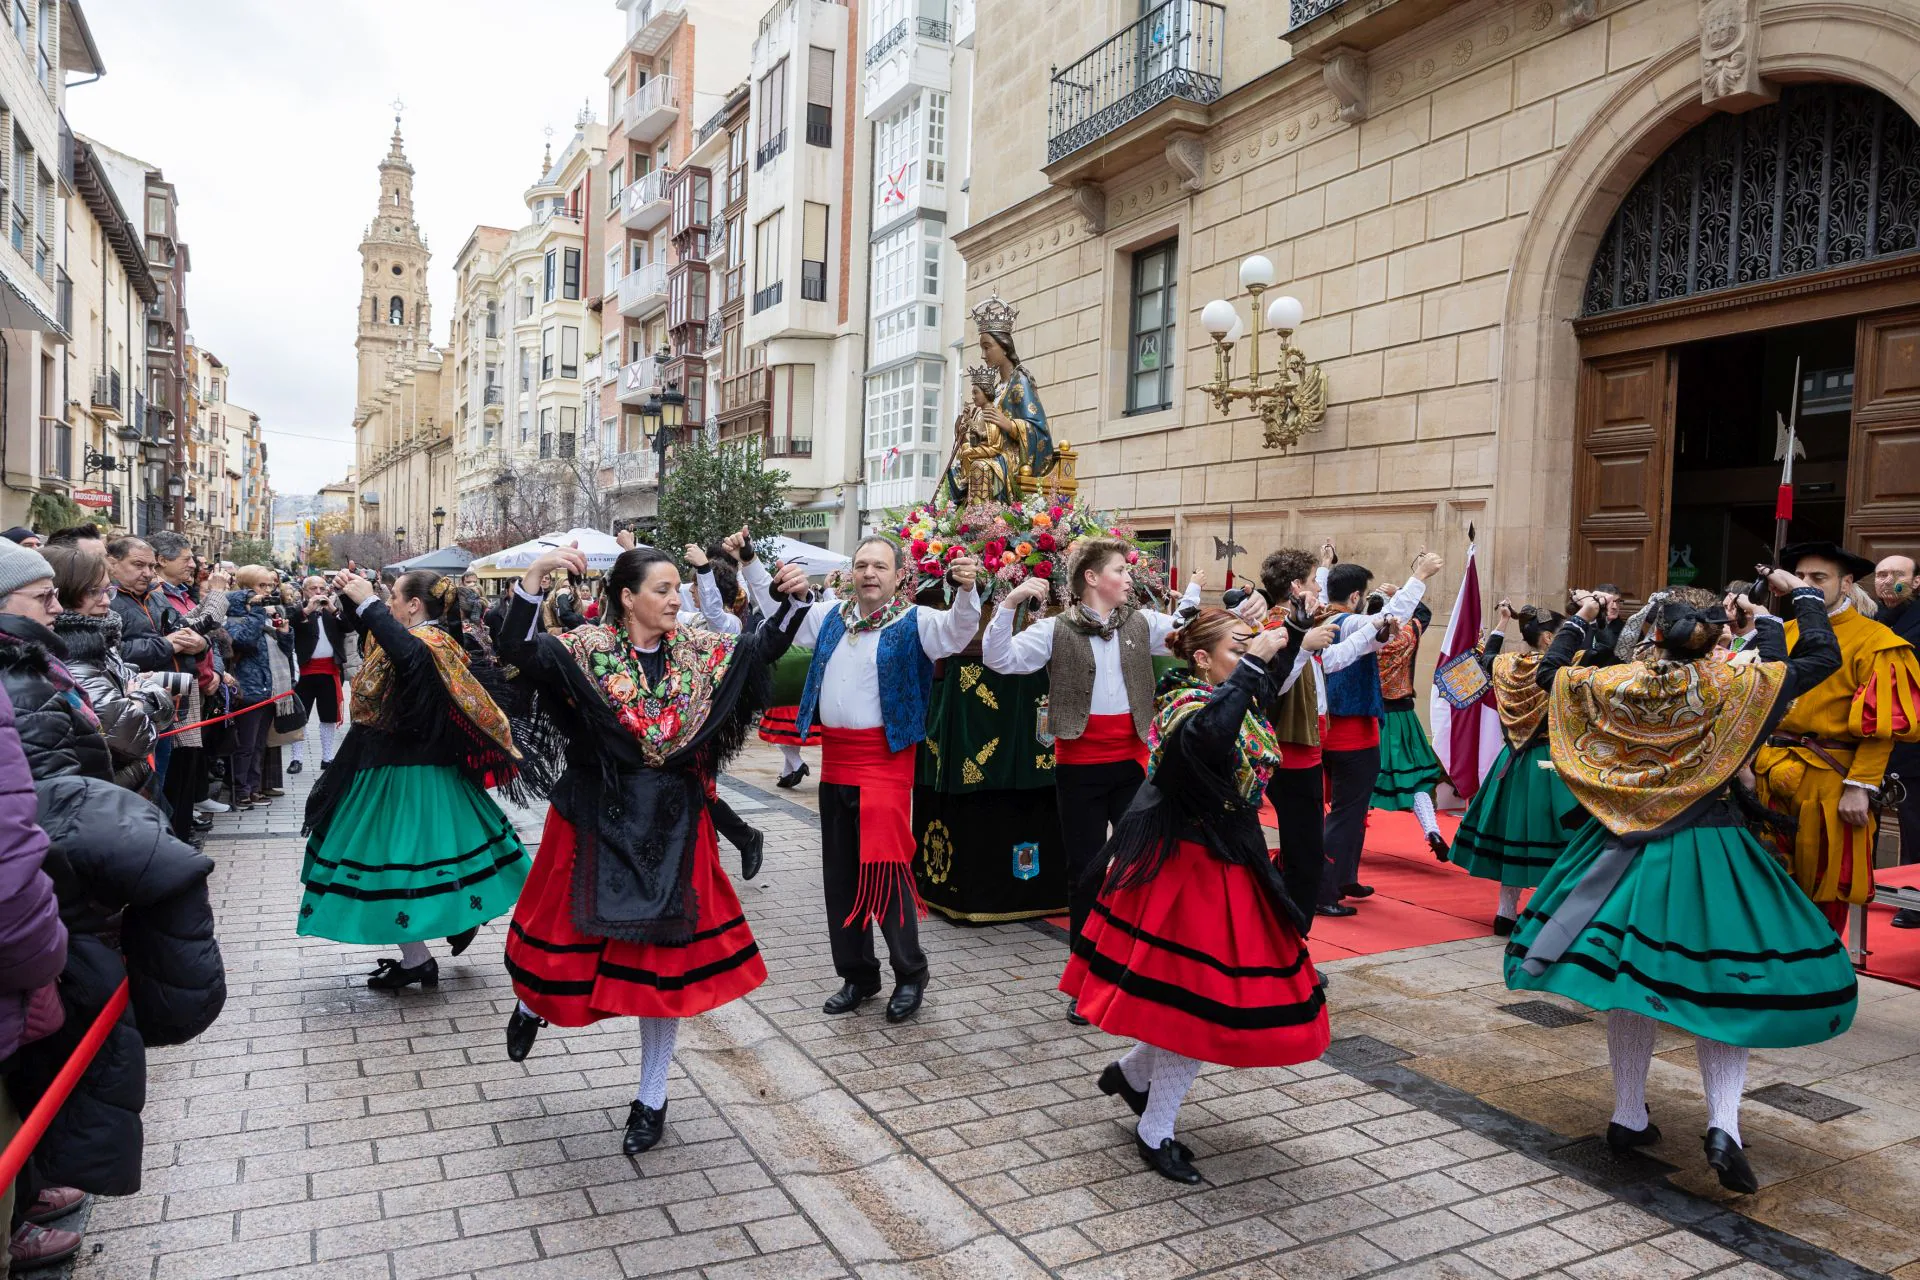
[1859,864,1920,990]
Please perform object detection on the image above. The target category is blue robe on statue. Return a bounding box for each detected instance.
[1001,370,1053,479]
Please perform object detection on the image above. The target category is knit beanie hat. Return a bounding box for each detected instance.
[0,539,53,599]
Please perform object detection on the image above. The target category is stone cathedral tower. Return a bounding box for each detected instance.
[355,118,432,408]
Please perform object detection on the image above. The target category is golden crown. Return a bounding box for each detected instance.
[965,363,999,391]
[970,293,1018,337]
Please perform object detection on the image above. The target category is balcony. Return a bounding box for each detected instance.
[90,370,123,419]
[864,17,953,119]
[800,260,827,302]
[617,355,666,406]
[121,392,146,442]
[1044,0,1225,176]
[755,129,787,171]
[872,319,945,367]
[628,0,686,54]
[752,281,784,314]
[716,367,772,424]
[952,0,974,48]
[618,260,669,317]
[621,75,680,144]
[706,216,728,264]
[1284,0,1459,58]
[704,310,723,353]
[39,417,70,482]
[765,435,812,458]
[865,475,930,513]
[621,168,673,232]
[483,384,504,406]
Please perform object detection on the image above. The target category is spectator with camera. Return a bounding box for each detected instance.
[291,575,347,773]
[223,567,293,809]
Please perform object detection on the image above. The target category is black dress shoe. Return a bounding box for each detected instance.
[505,1007,546,1062]
[1136,1135,1202,1184]
[1893,908,1920,929]
[320,759,331,772]
[740,828,765,882]
[1703,1127,1758,1194]
[1492,915,1517,937]
[1098,1062,1149,1116]
[191,815,213,832]
[287,759,303,774]
[1315,903,1358,918]
[623,1100,667,1155]
[366,956,438,991]
[776,761,810,789]
[446,927,479,957]
[1606,1118,1660,1153]
[885,981,925,1023]
[1066,1001,1089,1026]
[822,981,881,1015]
[1428,831,1450,860]
[1342,883,1375,899]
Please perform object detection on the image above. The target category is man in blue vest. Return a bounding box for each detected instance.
[1315,547,1444,918]
[742,533,982,1023]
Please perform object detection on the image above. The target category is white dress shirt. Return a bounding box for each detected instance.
[310,613,334,661]
[980,582,1202,715]
[679,570,743,635]
[1276,571,1429,709]
[743,558,979,731]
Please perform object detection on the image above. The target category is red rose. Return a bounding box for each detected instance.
[983,539,1006,560]
[1049,506,1064,521]
[1034,559,1055,578]
[945,544,964,560]
[1035,531,1056,552]
[910,539,928,558]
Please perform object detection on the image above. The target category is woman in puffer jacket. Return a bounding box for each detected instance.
[224,567,292,808]
[44,545,184,795]
[0,541,223,1221]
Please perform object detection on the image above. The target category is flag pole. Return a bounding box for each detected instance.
[1773,355,1802,566]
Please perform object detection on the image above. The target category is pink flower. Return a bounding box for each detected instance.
[1126,549,1140,564]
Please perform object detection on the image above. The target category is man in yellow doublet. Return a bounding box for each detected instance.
[1754,542,1920,929]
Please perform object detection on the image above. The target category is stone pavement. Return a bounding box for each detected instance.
[49,740,1901,1279]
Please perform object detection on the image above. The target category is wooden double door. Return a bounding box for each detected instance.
[1571,307,1920,601]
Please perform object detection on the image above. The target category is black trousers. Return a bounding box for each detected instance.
[818,780,927,988]
[163,745,206,842]
[1895,752,1920,868]
[1320,744,1381,907]
[709,796,759,854]
[1265,763,1326,927]
[1055,759,1146,951]
[295,671,341,723]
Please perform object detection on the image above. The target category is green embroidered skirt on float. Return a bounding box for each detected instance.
[1503,817,1858,1048]
[1450,740,1582,888]
[1369,707,1446,811]
[297,763,531,945]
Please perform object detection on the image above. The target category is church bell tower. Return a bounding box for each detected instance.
[355,114,432,408]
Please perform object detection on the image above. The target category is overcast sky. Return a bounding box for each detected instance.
[65,0,621,497]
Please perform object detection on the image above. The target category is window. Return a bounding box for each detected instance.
[10,131,28,254]
[874,99,919,212]
[806,47,834,147]
[34,1,49,90]
[801,202,828,302]
[756,59,788,166]
[1127,239,1177,413]
[605,247,622,287]
[519,346,534,392]
[926,92,948,185]
[388,296,404,326]
[539,407,555,459]
[630,240,649,272]
[622,410,643,453]
[541,327,555,380]
[559,406,578,458]
[608,160,624,209]
[561,326,579,379]
[562,248,581,300]
[519,408,531,444]
[923,229,940,297]
[485,301,498,338]
[543,250,557,302]
[521,286,534,317]
[753,211,784,310]
[871,222,915,311]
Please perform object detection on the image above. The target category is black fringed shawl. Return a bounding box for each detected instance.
[497,592,803,943]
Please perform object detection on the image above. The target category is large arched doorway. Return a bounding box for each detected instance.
[1566,82,1920,597]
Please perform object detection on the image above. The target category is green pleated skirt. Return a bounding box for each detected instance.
[1369,707,1446,810]
[297,764,530,946]
[1504,817,1859,1048]
[1450,741,1582,888]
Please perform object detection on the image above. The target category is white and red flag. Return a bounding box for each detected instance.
[1429,532,1502,807]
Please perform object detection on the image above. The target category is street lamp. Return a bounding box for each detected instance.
[394,526,407,557]
[491,471,512,537]
[641,379,688,486]
[82,445,117,481]
[1200,255,1330,453]
[432,505,446,548]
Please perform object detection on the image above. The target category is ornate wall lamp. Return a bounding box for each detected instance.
[1199,255,1328,452]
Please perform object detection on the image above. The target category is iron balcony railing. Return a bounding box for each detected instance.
[866,16,950,67]
[483,385,504,406]
[753,280,784,313]
[756,128,788,170]
[1286,0,1347,28]
[1047,0,1225,164]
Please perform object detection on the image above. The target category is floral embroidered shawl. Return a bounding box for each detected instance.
[1149,670,1283,804]
[1492,650,1550,750]
[557,623,737,768]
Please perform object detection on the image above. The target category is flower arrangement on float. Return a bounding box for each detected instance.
[839,492,1166,606]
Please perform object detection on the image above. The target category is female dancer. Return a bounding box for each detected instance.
[298,570,531,990]
[499,544,807,1157]
[1063,607,1331,1184]
[1448,602,1581,935]
[1506,570,1854,1193]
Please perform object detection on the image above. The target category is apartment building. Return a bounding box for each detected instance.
[63,129,153,532]
[449,224,510,534]
[856,0,972,521]
[180,345,269,555]
[598,0,754,525]
[735,0,867,550]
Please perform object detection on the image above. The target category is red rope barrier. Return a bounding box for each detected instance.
[155,696,281,740]
[0,978,129,1189]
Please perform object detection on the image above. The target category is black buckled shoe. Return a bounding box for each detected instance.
[1703,1127,1758,1194]
[1427,831,1450,860]
[1098,1063,1149,1116]
[506,1008,546,1062]
[623,1101,667,1155]
[1492,915,1517,938]
[740,828,765,882]
[446,927,479,957]
[1136,1135,1202,1184]
[776,761,810,789]
[1315,903,1358,918]
[823,981,881,1015]
[1341,883,1375,899]
[884,981,925,1024]
[366,956,438,991]
[287,759,303,774]
[1605,1117,1660,1154]
[1066,1000,1089,1026]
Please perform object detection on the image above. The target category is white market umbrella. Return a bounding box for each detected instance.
[757,535,848,577]
[474,528,638,574]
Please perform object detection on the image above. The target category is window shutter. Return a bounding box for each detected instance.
[803,202,828,262]
[807,48,834,106]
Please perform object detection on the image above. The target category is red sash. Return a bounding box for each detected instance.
[1278,715,1327,770]
[821,726,924,926]
[1057,712,1149,768]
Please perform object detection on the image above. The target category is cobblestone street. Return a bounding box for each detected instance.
[50,746,1909,1280]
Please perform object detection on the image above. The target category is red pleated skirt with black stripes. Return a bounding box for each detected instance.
[757,705,817,746]
[1061,840,1331,1068]
[505,809,767,1025]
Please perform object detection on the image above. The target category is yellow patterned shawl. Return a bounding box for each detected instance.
[1547,656,1786,836]
[1492,651,1550,750]
[352,624,520,760]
